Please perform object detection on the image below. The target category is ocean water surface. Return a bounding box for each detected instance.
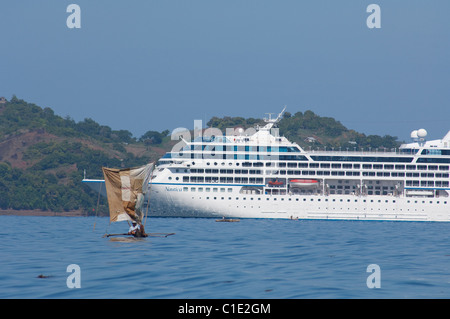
[0,215,449,299]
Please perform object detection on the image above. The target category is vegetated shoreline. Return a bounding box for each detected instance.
[0,209,96,217]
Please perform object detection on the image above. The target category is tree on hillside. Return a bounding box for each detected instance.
[139,130,169,145]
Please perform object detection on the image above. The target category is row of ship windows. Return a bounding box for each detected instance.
[173,154,307,161]
[406,181,450,187]
[170,172,450,183]
[181,186,450,195]
[328,182,450,189]
[267,171,450,178]
[263,189,400,196]
[167,152,450,164]
[185,162,450,170]
[176,176,264,184]
[171,176,450,188]
[184,190,449,205]
[184,145,300,152]
[187,168,450,176]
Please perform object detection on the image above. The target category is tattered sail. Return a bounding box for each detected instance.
[102,163,154,223]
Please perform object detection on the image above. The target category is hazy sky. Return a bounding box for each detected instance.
[1,1,449,142]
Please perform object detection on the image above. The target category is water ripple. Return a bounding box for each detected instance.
[1,216,450,298]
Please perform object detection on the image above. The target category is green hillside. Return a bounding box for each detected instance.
[208,110,400,150]
[0,96,401,214]
[0,96,171,214]
[278,111,400,150]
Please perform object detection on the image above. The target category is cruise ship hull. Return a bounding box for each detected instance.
[149,184,450,221]
[83,180,450,221]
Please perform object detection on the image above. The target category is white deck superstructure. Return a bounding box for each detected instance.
[83,108,450,221]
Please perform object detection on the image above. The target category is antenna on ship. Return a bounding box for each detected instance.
[265,113,274,121]
[277,105,287,120]
[262,105,287,130]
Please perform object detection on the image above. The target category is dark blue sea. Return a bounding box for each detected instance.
[1,215,449,299]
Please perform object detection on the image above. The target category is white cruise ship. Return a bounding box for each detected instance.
[83,108,450,222]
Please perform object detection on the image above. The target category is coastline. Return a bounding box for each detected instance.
[0,209,91,217]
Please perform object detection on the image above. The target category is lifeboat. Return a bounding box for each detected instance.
[289,179,319,188]
[268,180,284,186]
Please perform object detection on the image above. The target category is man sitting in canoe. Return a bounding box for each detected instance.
[128,221,148,237]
